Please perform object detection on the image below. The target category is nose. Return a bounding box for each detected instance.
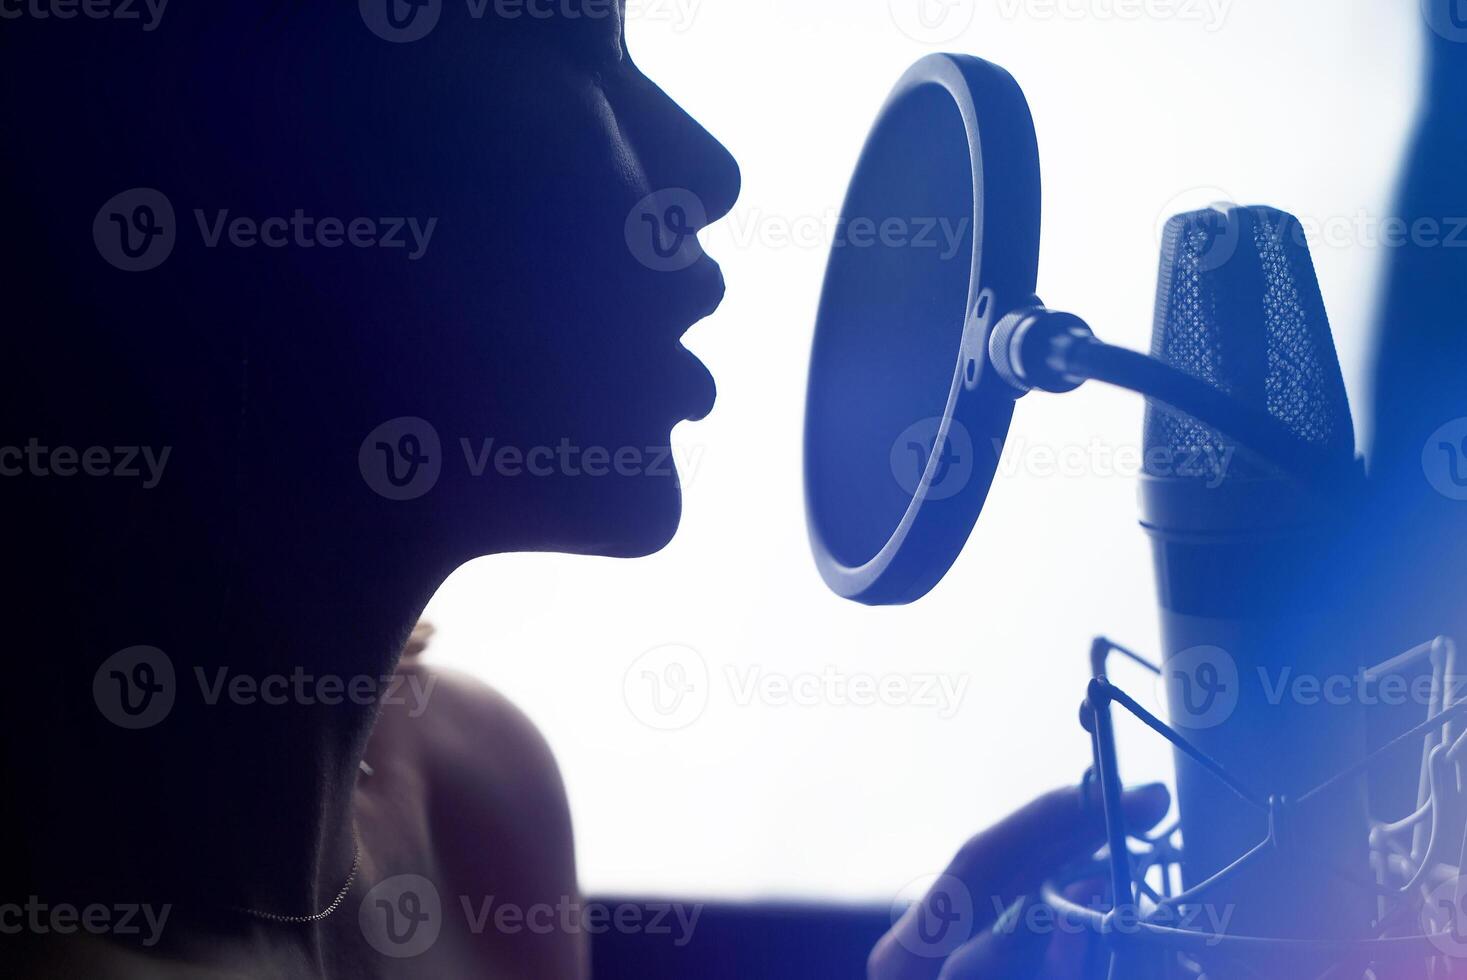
[634,85,741,231]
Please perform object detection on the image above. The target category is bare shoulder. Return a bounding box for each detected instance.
[365,656,587,976]
[401,663,569,811]
[383,658,576,875]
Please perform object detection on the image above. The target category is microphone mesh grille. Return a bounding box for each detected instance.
[1145,206,1354,475]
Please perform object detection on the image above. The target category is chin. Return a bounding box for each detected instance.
[572,472,685,559]
[443,410,702,561]
[548,412,700,558]
[454,464,687,561]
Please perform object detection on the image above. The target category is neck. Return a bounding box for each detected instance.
[8,509,440,934]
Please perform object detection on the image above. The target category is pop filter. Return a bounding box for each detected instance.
[804,54,1040,605]
[805,55,1352,607]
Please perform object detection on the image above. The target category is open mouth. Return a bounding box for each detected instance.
[672,267,726,422]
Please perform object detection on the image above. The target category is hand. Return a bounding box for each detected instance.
[868,783,1171,980]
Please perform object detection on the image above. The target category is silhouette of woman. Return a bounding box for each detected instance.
[1,5,737,975]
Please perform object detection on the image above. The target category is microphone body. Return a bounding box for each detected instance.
[1142,207,1373,954]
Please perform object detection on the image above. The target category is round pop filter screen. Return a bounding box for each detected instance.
[804,55,1040,605]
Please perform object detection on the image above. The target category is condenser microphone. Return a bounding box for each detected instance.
[1142,204,1373,951]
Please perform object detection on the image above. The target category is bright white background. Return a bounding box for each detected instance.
[425,0,1422,902]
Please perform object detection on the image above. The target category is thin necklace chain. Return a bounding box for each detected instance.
[230,762,372,925]
[229,833,362,925]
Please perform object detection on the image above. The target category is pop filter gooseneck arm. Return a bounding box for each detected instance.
[987,304,1346,487]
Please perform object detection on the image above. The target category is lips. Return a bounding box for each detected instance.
[671,264,725,422]
[684,270,726,325]
[677,345,718,422]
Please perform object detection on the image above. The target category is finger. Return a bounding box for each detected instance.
[872,784,1170,980]
[1043,878,1109,979]
[933,896,1052,980]
[944,784,1171,903]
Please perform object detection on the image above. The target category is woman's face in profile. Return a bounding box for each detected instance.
[0,4,740,568]
[304,3,741,561]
